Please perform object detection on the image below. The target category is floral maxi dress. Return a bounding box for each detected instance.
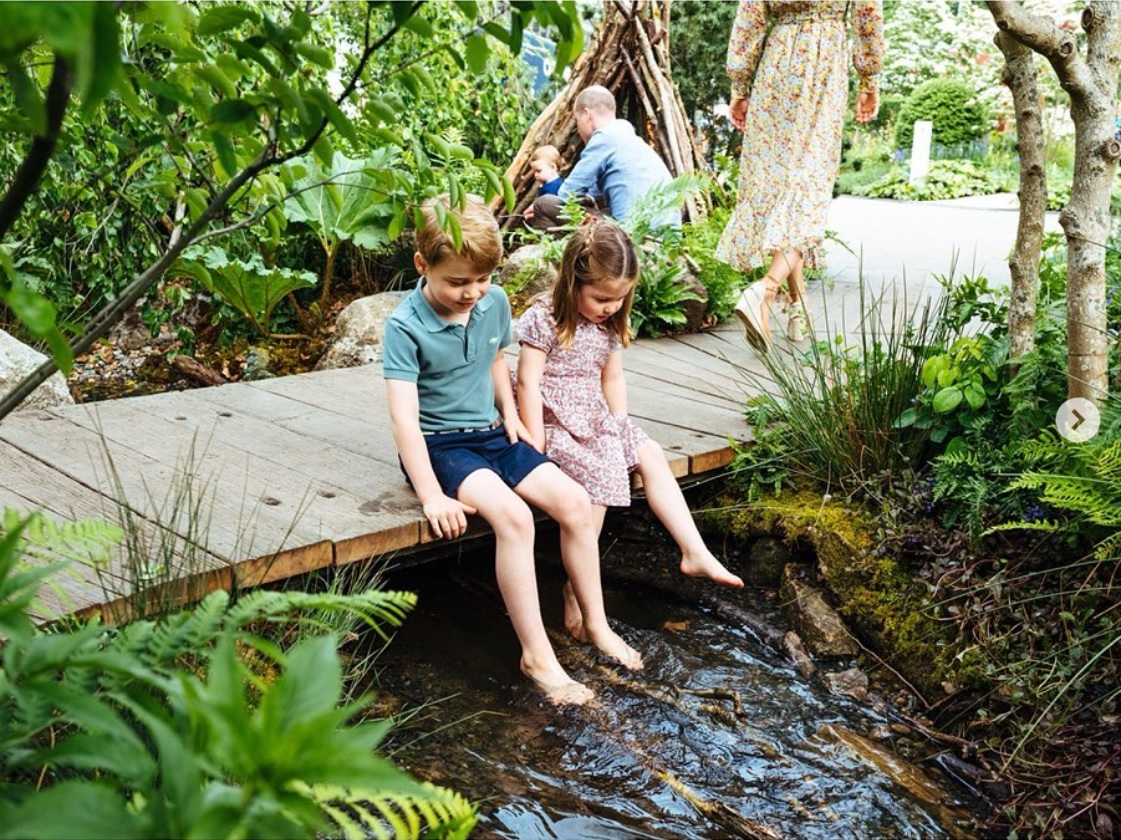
[517,300,647,507]
[716,1,883,272]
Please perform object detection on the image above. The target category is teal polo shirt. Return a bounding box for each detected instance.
[382,278,511,432]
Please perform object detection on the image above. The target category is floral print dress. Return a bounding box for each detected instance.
[517,300,647,507]
[716,1,883,272]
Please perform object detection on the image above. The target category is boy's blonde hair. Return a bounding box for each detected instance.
[552,219,638,349]
[415,193,503,272]
[530,144,563,168]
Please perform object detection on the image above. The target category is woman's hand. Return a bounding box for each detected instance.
[728,95,748,133]
[855,89,879,124]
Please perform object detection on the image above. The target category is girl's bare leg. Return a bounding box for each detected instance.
[562,504,608,642]
[517,464,643,670]
[634,440,743,588]
[458,469,594,705]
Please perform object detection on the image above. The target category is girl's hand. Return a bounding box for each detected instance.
[422,493,476,539]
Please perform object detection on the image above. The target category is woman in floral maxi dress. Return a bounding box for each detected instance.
[717,0,883,351]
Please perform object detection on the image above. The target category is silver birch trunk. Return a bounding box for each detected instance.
[987,0,1121,403]
[994,31,1046,365]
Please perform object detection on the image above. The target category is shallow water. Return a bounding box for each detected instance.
[365,525,977,839]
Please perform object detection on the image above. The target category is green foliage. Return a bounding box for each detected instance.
[178,246,316,338]
[0,1,584,415]
[736,281,953,497]
[680,207,754,322]
[668,1,737,119]
[894,78,990,152]
[854,159,1014,201]
[0,510,475,840]
[880,1,1001,102]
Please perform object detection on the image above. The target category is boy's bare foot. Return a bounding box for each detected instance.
[587,626,644,670]
[562,580,589,642]
[680,550,744,589]
[521,657,595,706]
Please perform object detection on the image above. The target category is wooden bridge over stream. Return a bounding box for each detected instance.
[1,322,770,623]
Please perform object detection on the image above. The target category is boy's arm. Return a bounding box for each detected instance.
[601,349,628,416]
[385,378,476,539]
[492,352,535,448]
[514,345,548,452]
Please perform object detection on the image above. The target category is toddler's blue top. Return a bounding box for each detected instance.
[538,176,564,196]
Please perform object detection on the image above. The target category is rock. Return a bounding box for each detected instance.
[823,666,869,701]
[783,630,816,679]
[674,259,710,332]
[779,564,859,657]
[0,329,74,410]
[746,536,789,588]
[496,243,558,303]
[316,291,409,371]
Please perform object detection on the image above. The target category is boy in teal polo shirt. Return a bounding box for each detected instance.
[383,194,642,706]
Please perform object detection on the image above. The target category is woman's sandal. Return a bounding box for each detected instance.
[734,281,772,353]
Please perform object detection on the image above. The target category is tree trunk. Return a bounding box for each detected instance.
[994,31,1046,366]
[495,0,708,229]
[986,0,1121,404]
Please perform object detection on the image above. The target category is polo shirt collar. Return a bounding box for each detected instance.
[412,276,495,333]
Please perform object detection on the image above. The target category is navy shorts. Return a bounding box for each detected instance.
[414,425,552,497]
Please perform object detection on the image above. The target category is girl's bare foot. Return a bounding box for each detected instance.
[586,626,644,670]
[680,550,744,589]
[521,657,595,706]
[562,580,589,642]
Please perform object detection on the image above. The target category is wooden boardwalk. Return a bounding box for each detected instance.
[0,322,770,622]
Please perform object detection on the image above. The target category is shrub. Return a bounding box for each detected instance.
[894,78,990,152]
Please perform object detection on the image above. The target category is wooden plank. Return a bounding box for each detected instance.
[0,408,326,580]
[182,380,404,469]
[116,389,425,563]
[0,444,231,621]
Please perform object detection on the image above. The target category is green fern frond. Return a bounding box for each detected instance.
[985,519,1063,536]
[309,781,477,840]
[2,508,123,568]
[226,588,417,639]
[112,590,231,666]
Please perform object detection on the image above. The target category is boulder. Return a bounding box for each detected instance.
[0,329,74,410]
[779,564,858,657]
[496,242,558,303]
[746,536,790,588]
[316,291,409,371]
[674,259,710,332]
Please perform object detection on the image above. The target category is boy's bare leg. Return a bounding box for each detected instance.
[562,504,608,642]
[458,469,594,705]
[635,440,744,589]
[516,464,644,670]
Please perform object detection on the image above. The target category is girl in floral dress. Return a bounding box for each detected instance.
[718,0,884,352]
[517,221,743,638]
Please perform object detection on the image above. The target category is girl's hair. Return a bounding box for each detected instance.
[552,219,638,349]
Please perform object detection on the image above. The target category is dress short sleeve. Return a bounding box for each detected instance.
[517,300,557,353]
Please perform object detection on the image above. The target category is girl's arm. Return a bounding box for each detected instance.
[601,349,628,416]
[492,352,534,445]
[386,379,476,539]
[515,345,549,452]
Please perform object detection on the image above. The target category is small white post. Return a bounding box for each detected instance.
[909,120,933,186]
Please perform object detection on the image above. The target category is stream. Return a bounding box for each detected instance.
[364,516,979,839]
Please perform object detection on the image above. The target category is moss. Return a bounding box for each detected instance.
[709,489,956,698]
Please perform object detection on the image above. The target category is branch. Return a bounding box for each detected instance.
[0,56,72,240]
[0,10,409,421]
[985,0,1095,105]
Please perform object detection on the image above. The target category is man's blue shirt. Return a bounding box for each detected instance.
[559,119,680,225]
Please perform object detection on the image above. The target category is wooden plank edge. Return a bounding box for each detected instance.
[234,540,334,588]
